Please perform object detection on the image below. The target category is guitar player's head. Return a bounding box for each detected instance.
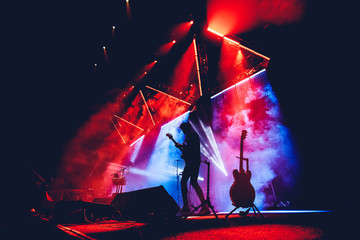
[180,122,191,135]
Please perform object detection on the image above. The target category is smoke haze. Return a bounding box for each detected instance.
[207,0,306,35]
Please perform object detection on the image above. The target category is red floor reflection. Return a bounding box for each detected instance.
[162,224,323,240]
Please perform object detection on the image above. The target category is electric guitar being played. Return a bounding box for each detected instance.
[229,130,255,208]
[166,133,189,160]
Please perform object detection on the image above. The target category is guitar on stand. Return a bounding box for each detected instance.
[226,130,263,218]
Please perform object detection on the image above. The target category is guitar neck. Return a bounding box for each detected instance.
[171,138,178,145]
[239,139,244,171]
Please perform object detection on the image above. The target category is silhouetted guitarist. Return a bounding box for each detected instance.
[167,122,210,215]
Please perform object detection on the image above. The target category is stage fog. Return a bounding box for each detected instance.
[52,37,299,212]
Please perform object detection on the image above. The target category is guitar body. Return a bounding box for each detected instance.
[229,169,255,208]
[229,130,255,208]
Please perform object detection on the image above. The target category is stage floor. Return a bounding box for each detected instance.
[58,210,344,240]
[2,210,351,240]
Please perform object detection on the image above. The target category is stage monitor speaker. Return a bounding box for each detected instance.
[111,185,180,221]
[52,200,119,223]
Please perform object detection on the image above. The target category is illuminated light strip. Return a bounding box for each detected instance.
[145,85,192,105]
[261,210,331,214]
[193,38,203,96]
[216,210,331,215]
[114,114,144,131]
[238,44,270,61]
[223,36,270,60]
[139,90,156,126]
[111,118,126,144]
[161,110,190,129]
[255,210,331,214]
[210,69,266,99]
[224,36,270,61]
[208,28,270,61]
[223,36,239,46]
[207,27,224,37]
[130,134,145,147]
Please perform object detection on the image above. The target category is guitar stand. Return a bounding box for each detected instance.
[225,203,263,219]
[183,160,218,220]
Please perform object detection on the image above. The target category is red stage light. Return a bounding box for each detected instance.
[172,40,176,44]
[157,41,175,56]
[103,46,108,61]
[190,20,194,25]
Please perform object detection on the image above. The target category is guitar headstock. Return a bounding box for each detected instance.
[241,130,248,140]
[166,133,173,139]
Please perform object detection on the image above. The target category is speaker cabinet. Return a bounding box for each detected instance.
[111,185,179,221]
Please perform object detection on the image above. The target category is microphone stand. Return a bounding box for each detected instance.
[175,159,181,205]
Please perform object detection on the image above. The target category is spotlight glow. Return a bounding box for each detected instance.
[129,168,170,181]
[103,46,108,61]
[126,0,131,20]
[157,41,176,56]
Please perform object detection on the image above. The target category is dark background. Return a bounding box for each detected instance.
[4,0,356,213]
